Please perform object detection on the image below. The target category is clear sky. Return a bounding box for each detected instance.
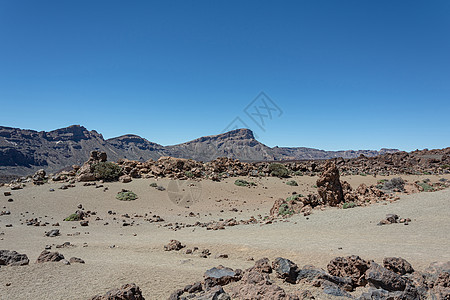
[0,1,449,151]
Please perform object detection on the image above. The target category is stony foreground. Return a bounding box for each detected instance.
[0,159,449,299]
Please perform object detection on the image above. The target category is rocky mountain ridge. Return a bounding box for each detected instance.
[0,125,399,177]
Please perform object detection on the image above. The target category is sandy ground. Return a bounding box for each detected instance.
[0,174,449,299]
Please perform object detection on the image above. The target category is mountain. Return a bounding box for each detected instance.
[0,125,399,177]
[166,129,275,161]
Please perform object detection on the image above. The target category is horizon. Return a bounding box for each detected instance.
[1,1,449,151]
[1,123,441,152]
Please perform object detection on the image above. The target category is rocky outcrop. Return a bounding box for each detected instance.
[76,150,108,182]
[316,161,344,206]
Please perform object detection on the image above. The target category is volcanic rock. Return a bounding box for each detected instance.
[164,240,185,251]
[316,161,344,206]
[327,255,369,287]
[365,262,407,292]
[383,257,414,275]
[0,250,29,266]
[90,283,145,300]
[36,250,65,263]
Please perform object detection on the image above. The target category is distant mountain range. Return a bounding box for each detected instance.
[0,125,399,176]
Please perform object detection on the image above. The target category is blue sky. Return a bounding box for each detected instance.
[0,1,449,151]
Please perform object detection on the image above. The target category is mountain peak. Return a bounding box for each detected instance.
[45,125,100,142]
[222,128,255,140]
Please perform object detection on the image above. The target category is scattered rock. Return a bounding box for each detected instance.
[119,175,132,183]
[90,283,145,300]
[0,250,29,266]
[45,229,60,237]
[36,250,65,263]
[69,257,85,264]
[164,240,185,251]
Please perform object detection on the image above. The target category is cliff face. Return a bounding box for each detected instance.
[0,125,399,177]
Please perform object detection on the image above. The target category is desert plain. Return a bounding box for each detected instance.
[1,171,449,299]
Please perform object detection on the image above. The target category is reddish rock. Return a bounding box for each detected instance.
[327,255,369,287]
[316,161,344,206]
[249,257,272,274]
[383,257,414,275]
[230,269,291,300]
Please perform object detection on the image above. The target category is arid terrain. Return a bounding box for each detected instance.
[1,152,449,299]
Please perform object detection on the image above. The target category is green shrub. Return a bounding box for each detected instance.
[185,171,194,178]
[377,179,387,184]
[293,170,303,176]
[360,173,367,176]
[286,194,303,202]
[423,172,431,175]
[278,203,294,216]
[64,213,81,221]
[442,164,450,169]
[343,202,356,209]
[417,182,434,192]
[149,182,158,187]
[92,162,122,181]
[116,190,138,201]
[286,180,298,186]
[234,179,256,187]
[269,163,289,178]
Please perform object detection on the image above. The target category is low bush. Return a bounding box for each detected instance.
[286,180,298,186]
[382,177,405,191]
[64,213,81,221]
[286,194,303,202]
[149,183,158,187]
[116,190,138,201]
[417,182,434,192]
[278,203,294,216]
[234,179,256,187]
[343,202,357,209]
[269,163,289,178]
[92,162,122,181]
